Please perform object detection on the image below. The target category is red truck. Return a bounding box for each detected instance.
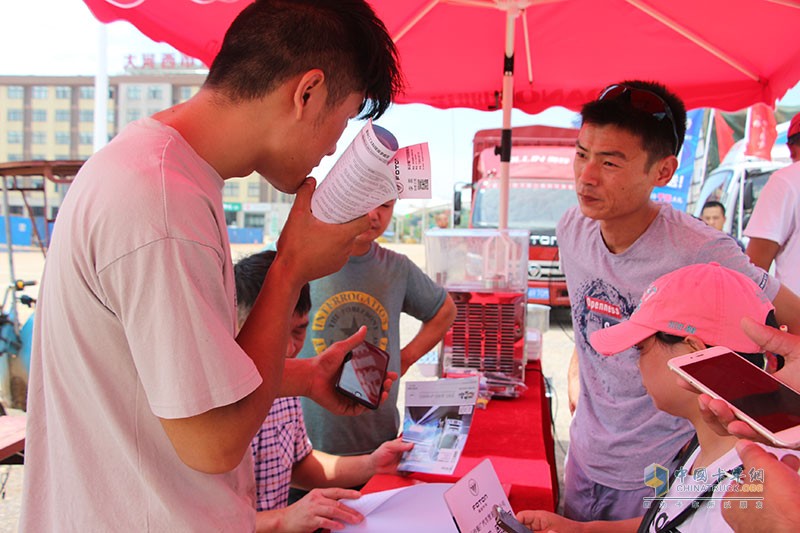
[455,125,578,307]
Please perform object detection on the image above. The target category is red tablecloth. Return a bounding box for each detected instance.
[363,361,557,513]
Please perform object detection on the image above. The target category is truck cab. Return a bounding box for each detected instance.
[461,126,578,307]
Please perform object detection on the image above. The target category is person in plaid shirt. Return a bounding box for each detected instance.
[236,251,412,532]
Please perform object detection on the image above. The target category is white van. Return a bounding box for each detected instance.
[692,129,792,242]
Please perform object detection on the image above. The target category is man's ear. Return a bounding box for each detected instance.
[683,334,707,353]
[651,154,679,188]
[293,69,325,120]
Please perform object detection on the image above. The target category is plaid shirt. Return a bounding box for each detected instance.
[250,396,313,511]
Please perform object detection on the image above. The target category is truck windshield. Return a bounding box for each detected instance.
[472,179,577,230]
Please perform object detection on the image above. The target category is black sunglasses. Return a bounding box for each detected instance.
[598,84,682,156]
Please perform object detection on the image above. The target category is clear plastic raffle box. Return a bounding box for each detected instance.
[424,229,530,396]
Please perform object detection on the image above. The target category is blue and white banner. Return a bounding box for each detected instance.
[651,108,705,211]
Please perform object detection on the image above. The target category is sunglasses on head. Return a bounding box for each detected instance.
[598,84,681,156]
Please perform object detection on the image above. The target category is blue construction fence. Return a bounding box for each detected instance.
[0,216,262,246]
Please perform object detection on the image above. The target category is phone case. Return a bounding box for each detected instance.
[335,341,390,410]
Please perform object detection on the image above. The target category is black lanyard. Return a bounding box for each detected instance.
[637,437,740,533]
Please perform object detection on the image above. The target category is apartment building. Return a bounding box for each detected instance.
[0,66,292,234]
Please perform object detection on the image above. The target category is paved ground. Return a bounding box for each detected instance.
[0,242,575,530]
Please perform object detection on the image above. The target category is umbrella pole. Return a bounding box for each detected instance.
[498,10,516,231]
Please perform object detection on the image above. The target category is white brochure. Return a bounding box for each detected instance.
[398,376,479,475]
[311,120,431,223]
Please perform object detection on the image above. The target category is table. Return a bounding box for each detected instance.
[0,413,26,464]
[363,361,558,513]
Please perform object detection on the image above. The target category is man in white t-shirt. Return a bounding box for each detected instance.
[20,1,404,530]
[745,113,800,294]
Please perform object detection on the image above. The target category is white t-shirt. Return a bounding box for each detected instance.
[645,444,800,532]
[20,118,262,531]
[744,162,800,294]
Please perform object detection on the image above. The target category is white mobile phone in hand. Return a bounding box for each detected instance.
[669,346,800,448]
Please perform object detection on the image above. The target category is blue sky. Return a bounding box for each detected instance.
[3,0,798,205]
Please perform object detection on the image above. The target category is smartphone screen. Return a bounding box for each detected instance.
[679,351,800,433]
[335,342,389,410]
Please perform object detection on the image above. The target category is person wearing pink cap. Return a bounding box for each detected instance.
[745,113,800,294]
[516,262,799,533]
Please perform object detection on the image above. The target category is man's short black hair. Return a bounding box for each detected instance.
[580,80,687,168]
[204,0,403,120]
[701,200,726,216]
[235,250,311,320]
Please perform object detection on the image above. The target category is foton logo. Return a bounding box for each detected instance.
[530,235,557,247]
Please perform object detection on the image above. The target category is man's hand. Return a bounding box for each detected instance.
[255,488,363,533]
[304,326,396,416]
[369,437,414,475]
[276,178,369,285]
[722,440,800,532]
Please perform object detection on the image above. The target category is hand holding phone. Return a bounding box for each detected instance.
[669,346,800,448]
[335,341,390,410]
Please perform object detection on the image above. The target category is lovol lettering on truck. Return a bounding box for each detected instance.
[456,125,578,307]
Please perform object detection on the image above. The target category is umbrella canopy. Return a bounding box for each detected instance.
[83,0,800,228]
[84,0,800,113]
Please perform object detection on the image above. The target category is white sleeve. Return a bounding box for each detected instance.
[744,174,796,246]
[100,237,261,419]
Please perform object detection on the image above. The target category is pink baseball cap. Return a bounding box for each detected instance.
[590,262,774,355]
[789,113,800,142]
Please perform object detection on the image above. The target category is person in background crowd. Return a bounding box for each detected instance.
[744,113,800,294]
[20,1,403,530]
[557,79,800,522]
[700,200,745,251]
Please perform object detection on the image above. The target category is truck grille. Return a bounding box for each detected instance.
[528,260,564,280]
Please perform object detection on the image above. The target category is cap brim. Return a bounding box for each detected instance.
[590,321,658,356]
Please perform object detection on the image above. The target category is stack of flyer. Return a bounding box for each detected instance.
[398,376,480,475]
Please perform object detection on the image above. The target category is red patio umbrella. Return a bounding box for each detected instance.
[83,0,800,226]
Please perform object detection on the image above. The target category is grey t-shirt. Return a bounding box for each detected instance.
[298,242,448,455]
[558,203,777,490]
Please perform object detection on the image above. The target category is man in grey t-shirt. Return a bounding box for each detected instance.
[558,80,800,522]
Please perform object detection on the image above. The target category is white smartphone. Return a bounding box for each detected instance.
[668,345,800,448]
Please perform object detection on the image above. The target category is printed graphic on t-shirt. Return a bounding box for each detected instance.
[311,291,389,353]
[576,278,637,344]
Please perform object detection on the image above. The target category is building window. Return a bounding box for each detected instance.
[79,86,94,99]
[79,132,93,145]
[126,109,142,123]
[126,85,142,100]
[80,110,94,123]
[55,154,70,160]
[7,154,22,162]
[7,131,22,144]
[248,182,261,197]
[55,86,71,99]
[179,86,194,101]
[7,109,23,121]
[244,213,265,228]
[223,182,240,196]
[147,86,164,100]
[55,132,70,145]
[7,86,23,99]
[32,109,47,122]
[32,86,49,99]
[32,132,47,144]
[30,206,45,217]
[55,109,70,122]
